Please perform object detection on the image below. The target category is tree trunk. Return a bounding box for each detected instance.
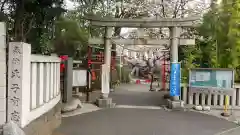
[13,0,25,41]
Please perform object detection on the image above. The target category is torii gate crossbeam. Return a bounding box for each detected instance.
[88,38,195,46]
[86,15,200,27]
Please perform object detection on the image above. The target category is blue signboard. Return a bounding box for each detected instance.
[170,63,181,96]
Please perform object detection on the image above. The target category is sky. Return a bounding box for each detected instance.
[64,0,77,10]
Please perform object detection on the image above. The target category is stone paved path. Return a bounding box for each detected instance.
[110,84,167,107]
[56,84,239,135]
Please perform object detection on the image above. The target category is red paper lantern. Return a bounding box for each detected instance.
[136,80,141,84]
[60,55,68,72]
[60,55,68,61]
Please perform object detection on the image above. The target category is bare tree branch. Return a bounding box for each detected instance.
[161,0,166,17]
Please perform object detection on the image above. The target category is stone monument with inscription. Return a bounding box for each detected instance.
[8,42,31,127]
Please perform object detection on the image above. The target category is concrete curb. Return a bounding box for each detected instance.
[62,103,101,117]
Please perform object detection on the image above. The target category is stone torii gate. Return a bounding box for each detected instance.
[89,29,195,85]
[86,15,199,108]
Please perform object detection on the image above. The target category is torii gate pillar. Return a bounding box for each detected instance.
[168,26,184,109]
[102,27,113,98]
[104,27,113,72]
[170,27,179,64]
[97,27,115,108]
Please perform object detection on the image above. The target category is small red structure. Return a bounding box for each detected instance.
[161,52,170,90]
[60,55,68,72]
[87,46,116,70]
[162,54,166,90]
[136,80,141,84]
[145,79,151,83]
[91,70,96,81]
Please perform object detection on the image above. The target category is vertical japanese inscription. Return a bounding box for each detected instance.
[13,46,21,55]
[10,96,20,106]
[8,43,22,124]
[11,69,20,78]
[10,84,20,93]
[12,58,20,65]
[10,111,20,122]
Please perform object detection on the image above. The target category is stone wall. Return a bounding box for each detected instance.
[23,102,61,135]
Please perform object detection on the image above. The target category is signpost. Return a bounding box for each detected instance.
[72,70,87,87]
[189,68,235,116]
[189,68,234,91]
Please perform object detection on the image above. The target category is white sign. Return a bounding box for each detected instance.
[101,64,110,94]
[195,72,210,81]
[72,69,87,86]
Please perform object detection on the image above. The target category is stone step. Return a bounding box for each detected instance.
[96,98,116,108]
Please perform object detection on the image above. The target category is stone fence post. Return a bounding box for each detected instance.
[0,22,6,125]
[8,42,31,127]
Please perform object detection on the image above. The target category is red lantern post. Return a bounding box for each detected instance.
[162,52,166,90]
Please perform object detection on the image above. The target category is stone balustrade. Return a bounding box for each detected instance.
[180,84,240,109]
[164,83,240,109]
[8,42,61,128]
